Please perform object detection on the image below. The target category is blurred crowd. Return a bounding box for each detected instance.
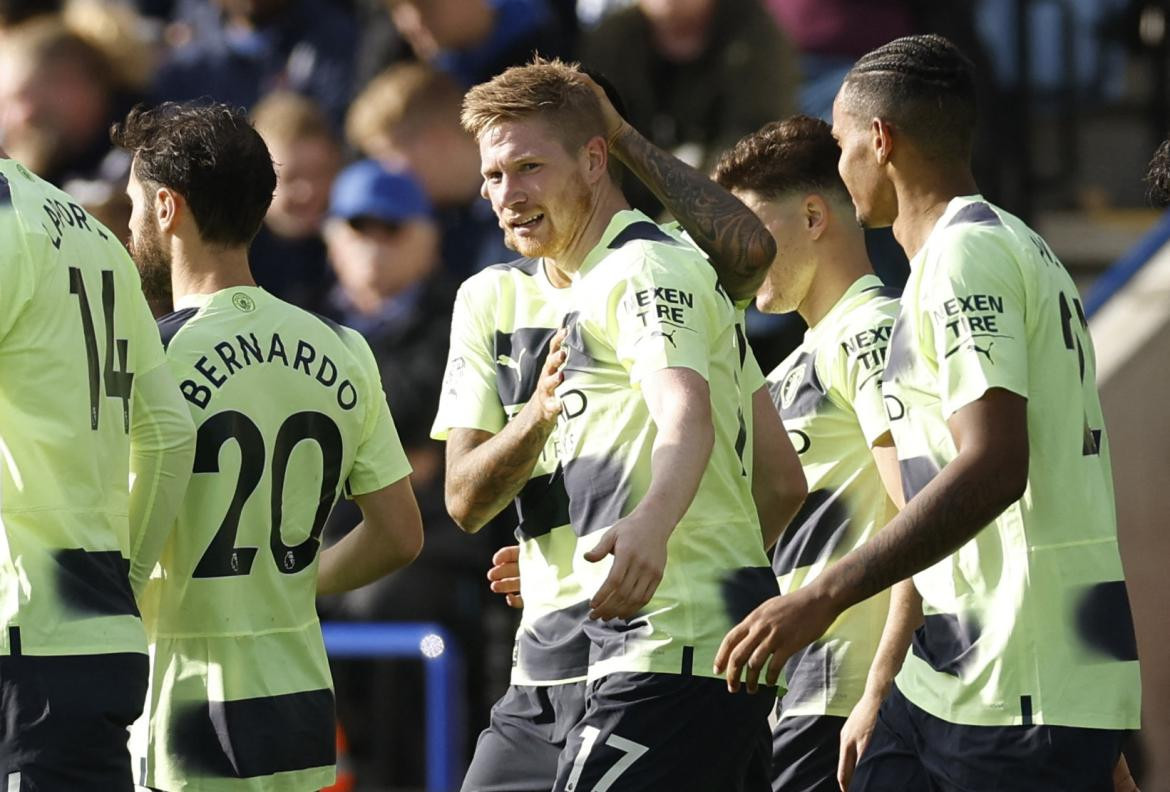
[0,0,1146,786]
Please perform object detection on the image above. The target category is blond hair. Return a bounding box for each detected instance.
[346,63,463,151]
[460,58,605,152]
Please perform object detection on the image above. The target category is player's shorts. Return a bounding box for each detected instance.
[461,682,588,792]
[0,651,148,791]
[552,672,774,792]
[770,710,846,792]
[852,684,1127,792]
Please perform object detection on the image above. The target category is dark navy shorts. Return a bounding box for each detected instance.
[771,711,847,792]
[852,684,1127,792]
[552,672,775,792]
[0,651,148,791]
[461,682,588,792]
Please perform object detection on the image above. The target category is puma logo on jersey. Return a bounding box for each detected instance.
[974,341,995,362]
[650,328,678,348]
[497,348,529,372]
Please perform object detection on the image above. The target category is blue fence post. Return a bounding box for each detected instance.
[322,622,464,792]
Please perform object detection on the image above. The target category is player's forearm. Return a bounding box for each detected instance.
[317,519,421,596]
[609,125,775,301]
[813,447,1025,615]
[635,402,714,530]
[862,579,922,701]
[127,365,196,597]
[445,402,557,532]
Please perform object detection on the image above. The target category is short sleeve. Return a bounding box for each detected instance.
[837,307,896,447]
[613,253,717,386]
[346,333,412,497]
[430,281,508,440]
[741,336,766,395]
[926,230,1029,419]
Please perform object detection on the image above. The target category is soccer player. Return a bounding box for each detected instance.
[461,59,790,791]
[438,70,804,791]
[716,34,1141,790]
[0,153,195,787]
[112,102,424,791]
[710,116,909,792]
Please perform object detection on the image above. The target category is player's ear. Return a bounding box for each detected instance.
[154,186,181,234]
[582,135,608,185]
[806,194,829,241]
[871,117,894,166]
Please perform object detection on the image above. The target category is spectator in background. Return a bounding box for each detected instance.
[154,0,357,126]
[386,0,570,87]
[765,0,913,119]
[250,91,339,309]
[0,0,60,31]
[347,63,511,276]
[0,17,131,187]
[318,159,503,785]
[581,0,798,217]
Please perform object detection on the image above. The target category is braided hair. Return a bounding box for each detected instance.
[841,34,976,161]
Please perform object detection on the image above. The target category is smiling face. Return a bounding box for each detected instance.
[478,117,592,261]
[831,87,898,229]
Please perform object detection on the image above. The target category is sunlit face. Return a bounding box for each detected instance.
[266,136,341,239]
[125,168,172,304]
[735,189,817,315]
[478,118,592,261]
[831,88,897,229]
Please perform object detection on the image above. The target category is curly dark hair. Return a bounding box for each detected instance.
[840,34,977,161]
[1145,139,1170,208]
[111,101,276,246]
[713,115,848,202]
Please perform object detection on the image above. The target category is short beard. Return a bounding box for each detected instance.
[504,175,592,259]
[128,221,173,312]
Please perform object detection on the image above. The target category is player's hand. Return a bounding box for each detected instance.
[837,689,883,790]
[529,328,567,427]
[487,545,523,609]
[583,512,670,621]
[573,71,628,145]
[714,584,838,694]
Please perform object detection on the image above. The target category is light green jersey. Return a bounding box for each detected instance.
[0,158,192,658]
[133,287,411,791]
[883,196,1141,729]
[555,210,776,682]
[767,275,899,719]
[430,257,592,686]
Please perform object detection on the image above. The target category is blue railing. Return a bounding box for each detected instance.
[1084,211,1170,318]
[323,622,464,792]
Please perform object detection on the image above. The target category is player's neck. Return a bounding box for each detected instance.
[799,236,874,328]
[545,187,629,276]
[171,244,256,303]
[891,165,979,261]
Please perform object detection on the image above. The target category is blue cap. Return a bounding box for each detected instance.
[329,160,432,225]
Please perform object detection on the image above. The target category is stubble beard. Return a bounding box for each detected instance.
[128,221,173,308]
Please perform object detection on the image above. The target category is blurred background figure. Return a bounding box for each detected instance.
[580,0,798,217]
[765,0,913,120]
[346,63,511,277]
[250,90,340,309]
[317,159,509,787]
[153,0,358,126]
[0,0,60,32]
[382,0,570,87]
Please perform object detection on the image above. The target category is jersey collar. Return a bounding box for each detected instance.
[806,273,884,339]
[571,208,656,281]
[912,194,986,268]
[173,285,266,311]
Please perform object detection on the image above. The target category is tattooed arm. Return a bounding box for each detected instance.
[445,331,566,532]
[578,73,775,301]
[715,388,1029,692]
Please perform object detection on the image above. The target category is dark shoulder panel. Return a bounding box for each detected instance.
[946,202,1002,228]
[156,307,199,350]
[306,309,348,340]
[486,256,541,276]
[607,221,683,250]
[0,172,11,207]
